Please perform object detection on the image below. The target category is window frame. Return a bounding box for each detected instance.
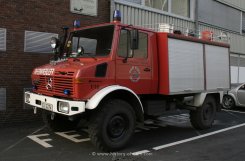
[0,28,6,51]
[0,88,6,111]
[117,29,131,58]
[24,31,58,53]
[171,0,191,18]
[117,28,148,59]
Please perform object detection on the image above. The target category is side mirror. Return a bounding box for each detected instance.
[130,29,139,50]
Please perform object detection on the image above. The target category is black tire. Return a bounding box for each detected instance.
[42,110,79,132]
[88,99,136,152]
[190,96,216,130]
[222,95,235,110]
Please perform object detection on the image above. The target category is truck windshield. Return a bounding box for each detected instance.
[67,25,114,58]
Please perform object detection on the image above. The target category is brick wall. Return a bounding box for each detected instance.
[0,0,110,125]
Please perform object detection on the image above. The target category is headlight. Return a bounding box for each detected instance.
[50,37,59,49]
[58,101,69,114]
[25,93,31,103]
[77,46,84,54]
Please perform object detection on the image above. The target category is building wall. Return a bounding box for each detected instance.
[198,0,241,33]
[218,0,245,10]
[0,0,110,125]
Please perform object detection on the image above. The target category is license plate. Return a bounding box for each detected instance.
[41,102,53,111]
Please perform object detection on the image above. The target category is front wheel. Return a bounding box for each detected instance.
[190,96,216,130]
[88,99,136,152]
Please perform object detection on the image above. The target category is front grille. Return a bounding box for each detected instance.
[55,71,75,76]
[35,74,74,96]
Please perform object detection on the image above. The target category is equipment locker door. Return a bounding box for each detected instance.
[115,29,152,94]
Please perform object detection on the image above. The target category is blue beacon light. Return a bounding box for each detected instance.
[64,89,71,95]
[73,20,81,28]
[32,85,37,90]
[113,10,121,22]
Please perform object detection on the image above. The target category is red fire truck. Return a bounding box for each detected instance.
[25,11,230,151]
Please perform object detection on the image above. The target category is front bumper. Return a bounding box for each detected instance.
[24,91,85,116]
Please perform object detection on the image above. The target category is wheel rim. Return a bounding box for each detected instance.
[107,115,128,141]
[223,97,234,109]
[203,103,214,121]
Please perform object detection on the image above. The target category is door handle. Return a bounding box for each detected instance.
[144,68,151,72]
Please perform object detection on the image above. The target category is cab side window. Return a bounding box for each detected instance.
[118,30,129,58]
[134,32,148,58]
[118,29,148,59]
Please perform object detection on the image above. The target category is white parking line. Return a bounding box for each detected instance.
[132,150,150,156]
[153,122,245,150]
[56,131,90,143]
[27,134,53,148]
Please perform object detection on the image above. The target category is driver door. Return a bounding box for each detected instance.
[115,29,152,94]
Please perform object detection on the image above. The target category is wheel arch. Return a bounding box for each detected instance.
[192,92,224,111]
[85,85,144,123]
[207,93,221,111]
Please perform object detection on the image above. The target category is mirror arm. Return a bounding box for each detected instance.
[59,27,69,58]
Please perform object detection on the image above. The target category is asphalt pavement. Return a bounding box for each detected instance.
[0,109,245,161]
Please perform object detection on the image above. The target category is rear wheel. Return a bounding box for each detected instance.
[42,110,79,132]
[190,96,216,130]
[222,95,235,110]
[88,99,136,152]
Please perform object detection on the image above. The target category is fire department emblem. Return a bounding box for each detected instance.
[129,66,140,82]
[46,77,53,90]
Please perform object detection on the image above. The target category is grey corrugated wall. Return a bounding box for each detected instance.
[198,24,245,54]
[218,0,245,11]
[112,0,245,55]
[113,0,195,32]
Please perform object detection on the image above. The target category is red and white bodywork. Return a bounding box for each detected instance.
[24,21,230,151]
[24,22,230,116]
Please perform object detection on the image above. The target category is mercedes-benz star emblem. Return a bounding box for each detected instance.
[46,77,53,90]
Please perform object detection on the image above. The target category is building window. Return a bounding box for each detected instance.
[239,55,245,83]
[230,54,239,84]
[171,0,190,18]
[24,31,58,53]
[242,12,245,34]
[145,0,168,12]
[230,54,245,84]
[0,88,6,111]
[0,28,6,51]
[124,0,191,18]
[70,0,98,16]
